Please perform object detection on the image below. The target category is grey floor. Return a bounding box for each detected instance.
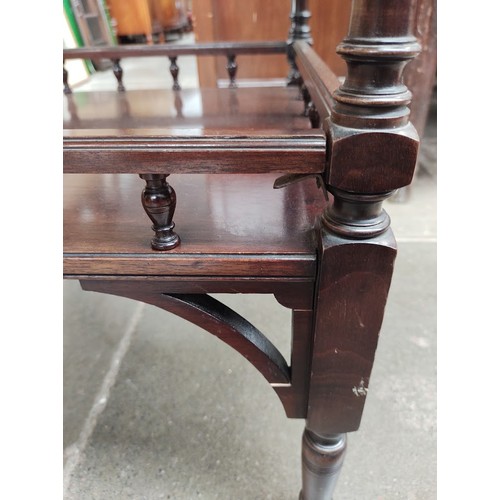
[64,36,436,499]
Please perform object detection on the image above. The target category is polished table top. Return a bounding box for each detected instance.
[63,87,326,175]
[63,173,327,278]
[64,87,310,133]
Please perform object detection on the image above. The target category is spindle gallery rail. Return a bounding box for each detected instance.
[63,41,288,92]
[62,36,342,252]
[63,1,423,497]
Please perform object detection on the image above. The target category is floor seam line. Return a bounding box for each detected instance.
[63,301,145,496]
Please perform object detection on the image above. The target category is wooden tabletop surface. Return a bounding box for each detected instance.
[63,87,326,175]
[64,87,310,132]
[64,173,328,278]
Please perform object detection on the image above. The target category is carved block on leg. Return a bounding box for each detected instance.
[139,174,180,251]
[300,430,346,500]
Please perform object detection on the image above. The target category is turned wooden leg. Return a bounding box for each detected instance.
[300,430,346,500]
[139,174,180,251]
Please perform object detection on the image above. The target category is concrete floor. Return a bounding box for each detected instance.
[64,36,436,499]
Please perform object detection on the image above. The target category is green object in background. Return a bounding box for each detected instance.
[101,0,118,45]
[63,0,94,73]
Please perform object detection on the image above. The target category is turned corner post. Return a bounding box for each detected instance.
[299,1,420,499]
[287,0,312,86]
[139,174,180,251]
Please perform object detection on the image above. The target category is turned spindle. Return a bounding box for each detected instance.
[226,54,238,88]
[307,102,320,128]
[169,56,181,90]
[287,0,312,86]
[112,58,125,92]
[300,83,320,128]
[139,174,180,251]
[300,83,311,116]
[63,62,71,94]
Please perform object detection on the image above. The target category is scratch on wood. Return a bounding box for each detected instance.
[352,378,368,397]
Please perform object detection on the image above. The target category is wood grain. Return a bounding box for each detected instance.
[63,41,287,59]
[192,0,352,85]
[63,87,325,174]
[64,173,327,277]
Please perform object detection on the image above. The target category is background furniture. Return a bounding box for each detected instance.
[68,0,115,70]
[192,0,436,181]
[106,0,191,44]
[63,1,423,497]
[192,0,351,86]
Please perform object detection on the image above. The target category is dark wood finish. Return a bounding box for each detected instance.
[63,87,325,174]
[168,56,181,90]
[63,41,288,94]
[294,41,340,123]
[63,173,326,278]
[83,286,291,384]
[306,232,397,434]
[74,278,315,309]
[300,431,346,500]
[288,1,313,44]
[139,174,180,250]
[63,1,422,497]
[111,59,125,92]
[225,54,237,88]
[63,41,287,60]
[295,1,421,496]
[287,0,313,85]
[63,134,325,175]
[78,278,315,419]
[63,87,311,130]
[63,63,71,95]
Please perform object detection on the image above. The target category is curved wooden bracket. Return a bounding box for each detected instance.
[79,281,291,386]
[155,293,290,385]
